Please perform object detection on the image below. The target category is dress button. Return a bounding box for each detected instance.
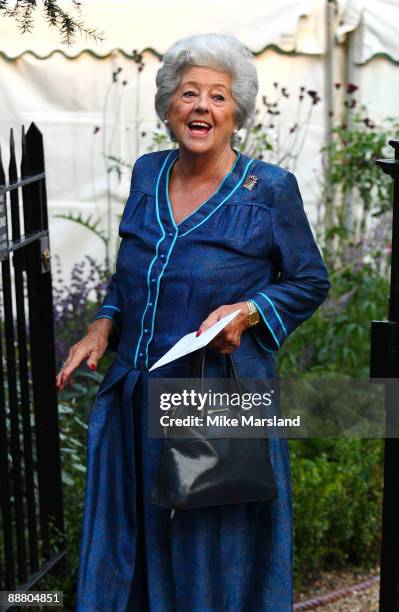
[139,352,143,357]
[151,278,156,283]
[160,254,165,259]
[149,302,153,306]
[144,328,148,333]
[169,232,173,237]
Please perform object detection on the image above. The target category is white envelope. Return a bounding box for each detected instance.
[149,309,242,371]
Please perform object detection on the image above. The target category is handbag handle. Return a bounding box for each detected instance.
[191,347,241,394]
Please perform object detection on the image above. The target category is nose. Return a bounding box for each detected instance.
[194,92,210,113]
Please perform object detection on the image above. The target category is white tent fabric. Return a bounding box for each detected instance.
[1,0,398,63]
[0,0,398,277]
[336,0,399,64]
[0,0,323,59]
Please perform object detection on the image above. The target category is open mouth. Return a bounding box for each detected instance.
[187,120,212,136]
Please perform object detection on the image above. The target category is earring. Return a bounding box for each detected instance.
[164,119,169,125]
[234,128,239,134]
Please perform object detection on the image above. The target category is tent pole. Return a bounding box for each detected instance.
[342,28,356,234]
[324,0,336,231]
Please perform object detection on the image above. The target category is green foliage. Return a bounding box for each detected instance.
[291,437,383,591]
[322,104,397,235]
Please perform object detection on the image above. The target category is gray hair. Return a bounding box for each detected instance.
[155,32,259,137]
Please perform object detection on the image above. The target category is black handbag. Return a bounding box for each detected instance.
[150,348,277,510]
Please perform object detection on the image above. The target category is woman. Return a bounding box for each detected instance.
[57,32,330,611]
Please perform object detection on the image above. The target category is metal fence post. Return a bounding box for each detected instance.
[372,139,399,611]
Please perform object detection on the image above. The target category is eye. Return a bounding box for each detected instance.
[213,94,225,101]
[183,90,196,97]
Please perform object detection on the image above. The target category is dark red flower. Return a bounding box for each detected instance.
[307,90,321,105]
[346,83,358,94]
[364,118,375,129]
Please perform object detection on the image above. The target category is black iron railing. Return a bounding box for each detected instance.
[0,123,64,603]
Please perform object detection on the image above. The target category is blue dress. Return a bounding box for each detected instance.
[76,149,330,611]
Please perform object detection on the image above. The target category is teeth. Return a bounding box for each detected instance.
[189,121,211,128]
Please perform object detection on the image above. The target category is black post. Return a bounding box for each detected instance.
[372,139,399,611]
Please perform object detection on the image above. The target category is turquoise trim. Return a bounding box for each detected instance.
[178,158,255,238]
[102,305,120,312]
[165,150,241,228]
[134,151,175,369]
[134,149,257,368]
[95,314,114,322]
[251,297,280,350]
[164,150,179,230]
[145,231,178,368]
[257,292,287,336]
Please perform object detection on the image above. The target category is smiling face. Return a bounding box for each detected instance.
[166,66,237,156]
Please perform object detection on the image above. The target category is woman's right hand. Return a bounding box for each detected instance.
[55,318,114,392]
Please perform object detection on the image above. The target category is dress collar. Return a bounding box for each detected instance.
[156,149,255,237]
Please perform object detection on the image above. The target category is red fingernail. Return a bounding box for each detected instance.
[196,330,201,337]
[89,363,96,370]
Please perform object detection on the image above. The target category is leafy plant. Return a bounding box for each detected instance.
[291,437,383,592]
[322,83,397,241]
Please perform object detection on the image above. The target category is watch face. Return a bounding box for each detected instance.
[249,312,259,326]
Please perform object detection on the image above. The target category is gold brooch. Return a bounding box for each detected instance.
[243,175,260,190]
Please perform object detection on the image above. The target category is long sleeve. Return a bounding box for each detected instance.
[95,272,121,328]
[94,273,121,351]
[248,171,330,352]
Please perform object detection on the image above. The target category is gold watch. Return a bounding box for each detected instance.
[246,300,259,327]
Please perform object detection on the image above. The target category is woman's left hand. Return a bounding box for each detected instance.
[196,302,250,354]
